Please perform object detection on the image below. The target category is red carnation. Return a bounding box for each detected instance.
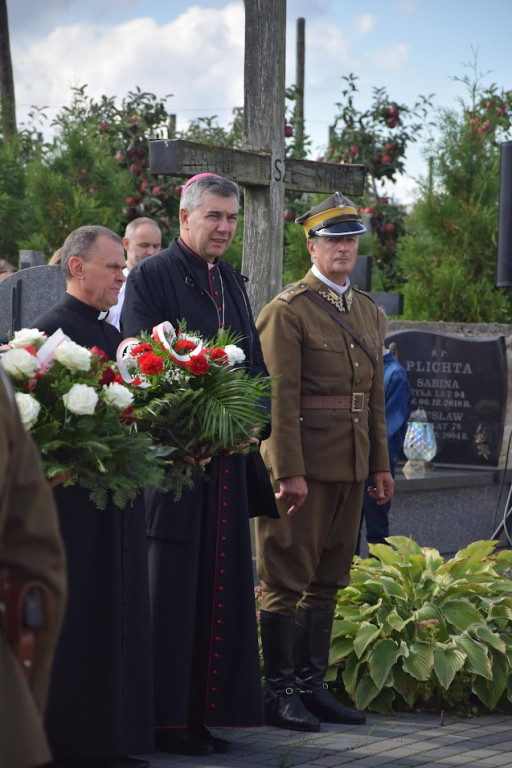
[175,339,197,352]
[113,374,124,384]
[91,346,109,363]
[99,367,116,386]
[188,352,210,375]
[131,342,152,357]
[210,347,228,364]
[138,351,164,376]
[24,345,38,357]
[120,406,138,424]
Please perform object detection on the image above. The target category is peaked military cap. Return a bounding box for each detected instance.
[296,191,367,238]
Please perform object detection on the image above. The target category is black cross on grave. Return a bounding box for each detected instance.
[149,0,402,318]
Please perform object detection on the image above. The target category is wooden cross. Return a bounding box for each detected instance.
[150,1,400,317]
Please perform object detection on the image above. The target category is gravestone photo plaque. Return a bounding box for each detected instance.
[388,329,507,466]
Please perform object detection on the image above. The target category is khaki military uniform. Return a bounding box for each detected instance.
[0,371,66,768]
[256,270,390,613]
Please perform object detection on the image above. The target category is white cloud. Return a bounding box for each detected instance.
[355,14,376,35]
[13,4,245,133]
[394,0,417,15]
[367,43,409,70]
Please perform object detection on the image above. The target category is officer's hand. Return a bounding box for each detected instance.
[368,471,394,505]
[275,475,308,516]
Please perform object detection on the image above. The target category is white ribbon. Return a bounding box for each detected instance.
[36,328,71,368]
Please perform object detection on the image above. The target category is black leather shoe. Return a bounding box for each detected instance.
[155,727,212,755]
[301,685,366,725]
[264,685,321,732]
[189,724,231,753]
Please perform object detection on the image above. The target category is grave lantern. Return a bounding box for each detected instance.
[402,408,437,478]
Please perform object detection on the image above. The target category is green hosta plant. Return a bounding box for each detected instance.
[329,537,512,715]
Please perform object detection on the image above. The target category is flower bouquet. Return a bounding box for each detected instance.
[0,327,165,510]
[116,320,272,499]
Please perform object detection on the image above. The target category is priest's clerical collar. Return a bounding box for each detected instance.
[311,264,350,295]
[178,236,219,269]
[64,292,110,321]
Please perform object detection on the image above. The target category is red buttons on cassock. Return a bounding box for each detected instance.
[214,652,221,658]
[222,484,228,490]
[222,502,228,507]
[212,669,219,674]
[220,552,226,558]
[219,569,226,575]
[217,603,224,608]
[218,585,224,592]
[224,469,229,474]
[210,703,217,709]
[214,290,219,296]
[216,619,223,625]
[221,518,227,524]
[211,686,218,691]
[215,636,222,641]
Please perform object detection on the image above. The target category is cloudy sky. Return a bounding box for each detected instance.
[7,0,512,203]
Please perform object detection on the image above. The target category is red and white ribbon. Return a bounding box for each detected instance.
[116,337,151,387]
[152,321,176,351]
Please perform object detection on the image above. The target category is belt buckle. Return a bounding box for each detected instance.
[351,392,364,412]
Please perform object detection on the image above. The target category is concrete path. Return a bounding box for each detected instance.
[136,712,512,767]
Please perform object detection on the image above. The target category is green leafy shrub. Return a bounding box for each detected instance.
[329,537,512,715]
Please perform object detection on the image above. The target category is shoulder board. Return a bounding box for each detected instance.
[277,282,309,303]
[352,285,377,304]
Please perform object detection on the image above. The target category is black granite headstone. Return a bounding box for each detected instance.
[0,265,66,343]
[388,329,507,466]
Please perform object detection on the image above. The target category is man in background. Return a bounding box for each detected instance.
[357,306,411,554]
[108,217,162,331]
[0,366,66,768]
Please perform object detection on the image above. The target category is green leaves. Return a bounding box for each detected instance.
[332,538,512,714]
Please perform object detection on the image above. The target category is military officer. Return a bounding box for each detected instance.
[0,367,66,768]
[255,192,394,732]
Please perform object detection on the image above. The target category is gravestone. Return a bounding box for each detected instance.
[0,265,65,343]
[388,329,507,466]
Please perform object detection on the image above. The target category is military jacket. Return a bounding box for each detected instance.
[257,270,390,483]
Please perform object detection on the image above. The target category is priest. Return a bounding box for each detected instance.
[122,175,276,756]
[33,225,153,768]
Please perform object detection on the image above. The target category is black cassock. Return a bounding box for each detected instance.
[122,238,276,729]
[33,293,153,760]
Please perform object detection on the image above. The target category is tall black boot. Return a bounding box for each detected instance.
[260,610,320,732]
[294,606,366,725]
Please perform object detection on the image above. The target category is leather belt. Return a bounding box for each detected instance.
[300,393,369,412]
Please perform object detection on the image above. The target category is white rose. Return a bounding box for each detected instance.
[54,341,92,372]
[15,392,41,430]
[102,382,134,409]
[10,328,47,349]
[62,383,99,415]
[1,348,41,379]
[224,345,246,366]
